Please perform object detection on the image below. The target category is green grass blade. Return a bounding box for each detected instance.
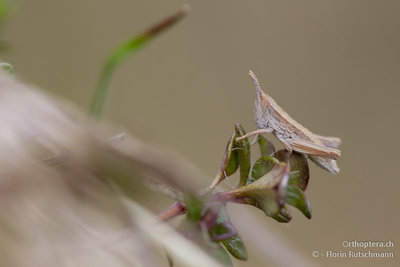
[90,4,189,117]
[0,62,15,75]
[0,0,9,22]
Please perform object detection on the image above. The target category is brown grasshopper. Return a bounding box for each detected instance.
[237,71,341,174]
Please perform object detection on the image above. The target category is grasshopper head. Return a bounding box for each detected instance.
[249,71,273,129]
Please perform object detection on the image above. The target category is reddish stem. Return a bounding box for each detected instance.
[211,191,241,202]
[156,191,248,222]
[156,201,186,221]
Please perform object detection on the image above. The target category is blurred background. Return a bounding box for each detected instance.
[1,0,399,266]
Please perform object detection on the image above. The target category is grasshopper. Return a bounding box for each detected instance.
[237,71,341,174]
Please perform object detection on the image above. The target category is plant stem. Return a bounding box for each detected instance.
[89,4,190,118]
[157,191,247,222]
[156,201,187,221]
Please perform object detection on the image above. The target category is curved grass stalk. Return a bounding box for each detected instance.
[90,4,190,117]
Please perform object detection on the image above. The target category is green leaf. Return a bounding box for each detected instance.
[0,62,15,75]
[208,205,248,261]
[286,185,312,219]
[257,135,275,157]
[271,205,292,223]
[274,150,309,191]
[235,197,292,223]
[184,193,204,222]
[210,132,239,188]
[234,123,251,187]
[221,234,247,261]
[224,163,290,217]
[225,149,239,176]
[212,243,233,267]
[274,150,311,218]
[89,6,189,117]
[0,0,9,23]
[177,216,233,267]
[210,224,246,257]
[250,156,279,182]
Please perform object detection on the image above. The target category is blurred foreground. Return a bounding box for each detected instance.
[0,72,222,266]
